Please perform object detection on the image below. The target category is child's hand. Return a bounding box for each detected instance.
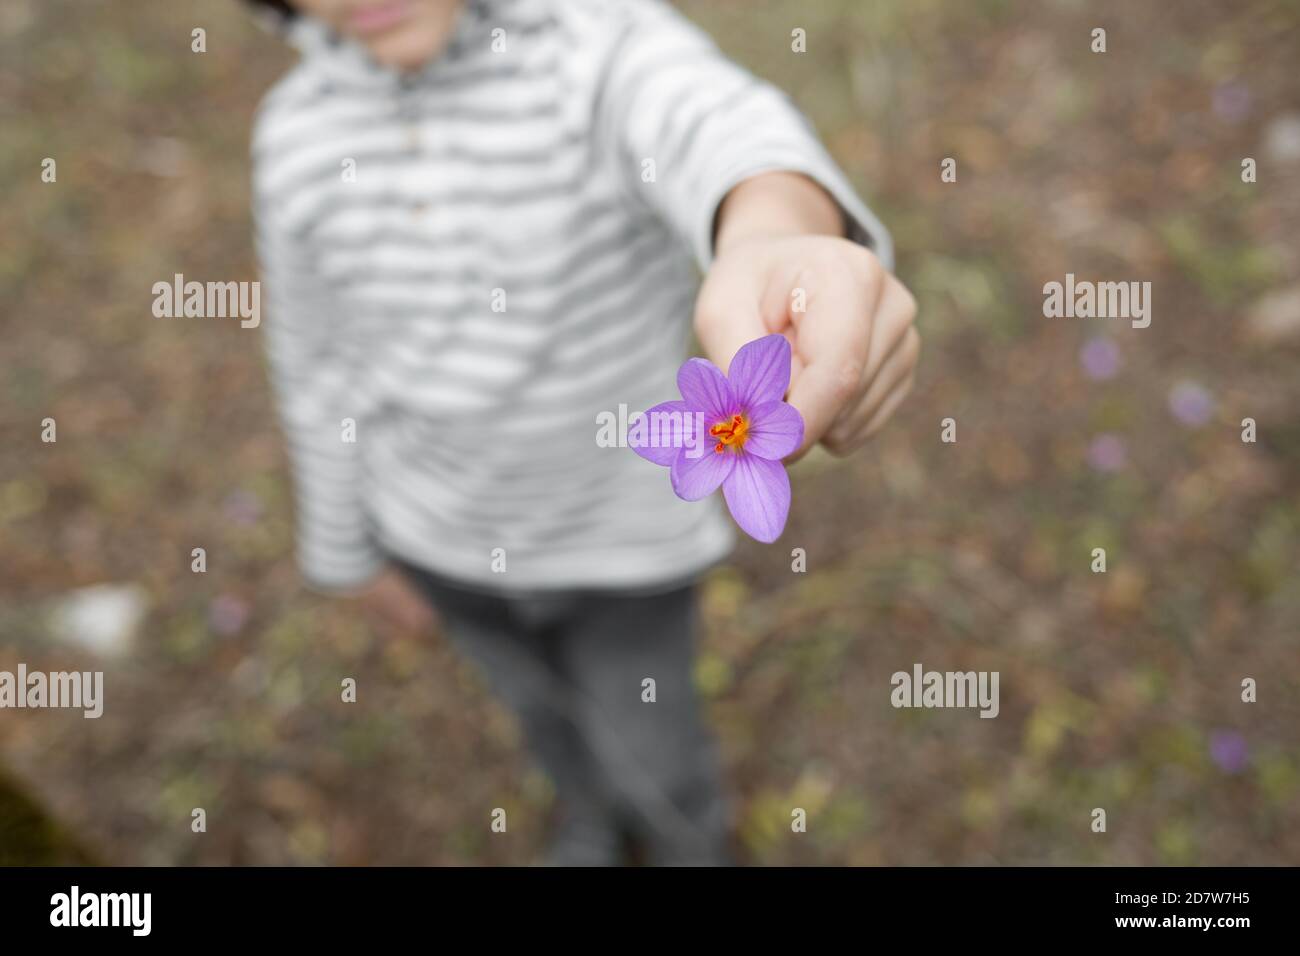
[347,564,441,641]
[697,174,920,459]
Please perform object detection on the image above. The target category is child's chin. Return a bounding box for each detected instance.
[364,33,445,72]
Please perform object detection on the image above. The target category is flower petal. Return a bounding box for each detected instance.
[671,446,736,501]
[743,400,804,460]
[629,400,697,466]
[727,334,791,408]
[722,454,791,543]
[677,357,735,422]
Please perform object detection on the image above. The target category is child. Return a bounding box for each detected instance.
[245,0,919,864]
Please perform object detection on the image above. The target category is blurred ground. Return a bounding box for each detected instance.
[1,0,1298,864]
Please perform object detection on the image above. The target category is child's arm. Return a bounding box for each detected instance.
[599,2,919,455]
[255,154,439,632]
[253,168,385,594]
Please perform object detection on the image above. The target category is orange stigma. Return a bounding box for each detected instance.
[709,413,749,453]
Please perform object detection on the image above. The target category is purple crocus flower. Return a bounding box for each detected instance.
[1211,80,1252,124]
[209,594,250,637]
[1168,381,1215,428]
[1208,730,1249,774]
[1079,337,1121,381]
[629,334,804,543]
[223,488,263,527]
[1086,433,1127,473]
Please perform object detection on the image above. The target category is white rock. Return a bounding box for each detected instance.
[49,584,149,657]
[1264,113,1300,164]
[1243,284,1300,345]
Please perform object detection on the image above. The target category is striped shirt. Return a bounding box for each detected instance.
[252,0,891,593]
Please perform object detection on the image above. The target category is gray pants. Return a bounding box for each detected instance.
[398,564,732,865]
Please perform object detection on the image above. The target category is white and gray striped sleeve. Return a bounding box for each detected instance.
[253,162,384,593]
[600,0,893,271]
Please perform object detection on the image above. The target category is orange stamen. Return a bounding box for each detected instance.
[708,413,749,453]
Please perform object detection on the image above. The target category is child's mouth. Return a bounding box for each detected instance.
[347,0,412,37]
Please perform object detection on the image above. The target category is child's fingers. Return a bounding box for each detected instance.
[694,277,771,379]
[862,323,921,420]
[354,566,440,639]
[822,284,920,451]
[859,367,917,440]
[784,262,882,456]
[828,346,918,452]
[860,274,918,398]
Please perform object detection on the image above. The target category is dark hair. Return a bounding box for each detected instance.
[242,0,297,20]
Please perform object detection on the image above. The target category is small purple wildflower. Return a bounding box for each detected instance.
[1211,80,1252,124]
[1168,381,1215,428]
[1079,337,1121,381]
[209,594,250,637]
[223,489,263,527]
[1087,433,1128,473]
[629,334,804,543]
[1208,730,1249,774]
